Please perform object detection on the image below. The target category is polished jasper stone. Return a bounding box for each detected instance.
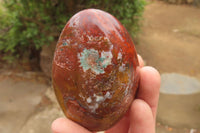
[52,9,140,131]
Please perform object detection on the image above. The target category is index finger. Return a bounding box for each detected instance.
[137,66,160,120]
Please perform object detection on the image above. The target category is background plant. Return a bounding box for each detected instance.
[0,0,145,64]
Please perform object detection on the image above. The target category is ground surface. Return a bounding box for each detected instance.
[135,1,200,132]
[136,1,200,80]
[0,72,50,133]
[0,1,200,133]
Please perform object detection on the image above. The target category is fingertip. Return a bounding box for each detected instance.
[129,99,155,133]
[137,54,144,67]
[51,118,66,133]
[51,117,91,133]
[131,99,153,122]
[140,66,161,89]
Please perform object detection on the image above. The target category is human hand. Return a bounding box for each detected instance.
[51,55,161,133]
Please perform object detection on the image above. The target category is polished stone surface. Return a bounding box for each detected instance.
[52,9,139,131]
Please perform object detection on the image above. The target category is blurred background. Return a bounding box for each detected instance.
[0,0,200,133]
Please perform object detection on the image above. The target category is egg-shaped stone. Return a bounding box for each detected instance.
[52,9,140,131]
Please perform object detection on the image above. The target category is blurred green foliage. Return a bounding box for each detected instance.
[0,0,145,60]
